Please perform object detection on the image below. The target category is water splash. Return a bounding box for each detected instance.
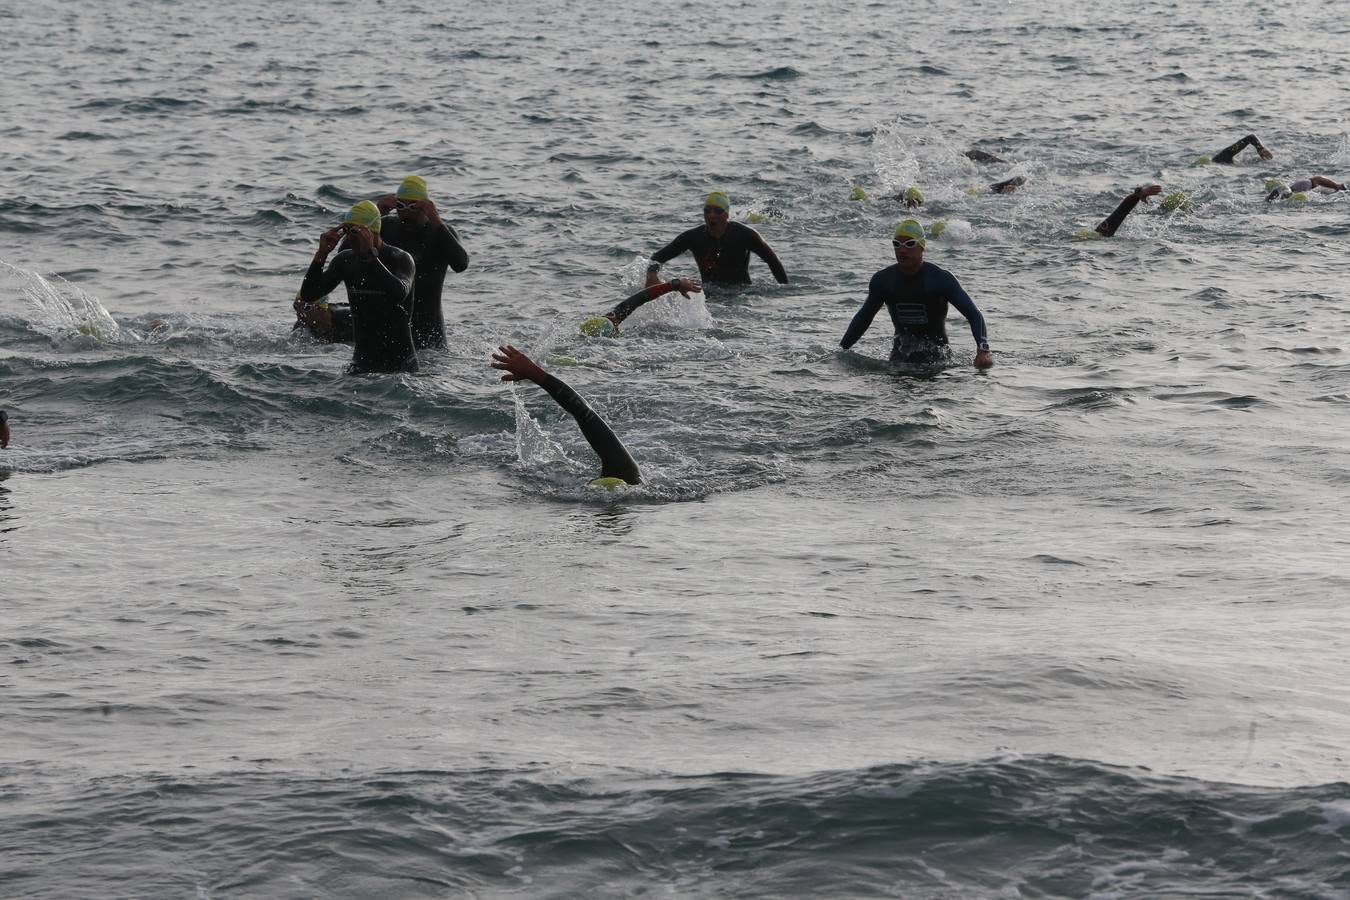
[1,261,122,343]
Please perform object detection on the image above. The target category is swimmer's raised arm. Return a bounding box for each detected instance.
[1213,134,1273,164]
[604,278,701,330]
[1095,184,1162,237]
[491,346,641,484]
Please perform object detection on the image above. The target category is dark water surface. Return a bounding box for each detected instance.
[3,0,1350,895]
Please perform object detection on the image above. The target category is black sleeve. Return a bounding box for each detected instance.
[841,276,887,349]
[608,282,678,326]
[532,372,641,484]
[1094,192,1144,238]
[1213,134,1263,164]
[356,248,415,302]
[299,252,350,302]
[746,227,788,284]
[649,229,695,268]
[434,223,469,273]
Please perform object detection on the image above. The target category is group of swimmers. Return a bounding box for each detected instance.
[282,130,1349,487]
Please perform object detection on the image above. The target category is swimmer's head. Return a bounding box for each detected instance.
[580,316,617,337]
[1289,191,1308,202]
[929,219,948,238]
[1263,178,1285,192]
[849,186,868,201]
[1160,191,1192,212]
[589,476,628,491]
[395,175,429,201]
[903,186,924,208]
[1073,229,1103,241]
[342,200,382,233]
[1192,156,1212,167]
[704,191,731,214]
[893,218,926,248]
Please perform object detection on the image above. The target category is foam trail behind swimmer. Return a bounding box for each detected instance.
[2,261,122,342]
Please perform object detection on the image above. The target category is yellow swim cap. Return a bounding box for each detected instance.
[1073,229,1102,241]
[395,175,429,201]
[589,476,627,490]
[893,218,926,248]
[903,186,924,205]
[1161,191,1191,212]
[929,219,948,238]
[849,186,868,201]
[580,316,616,337]
[343,200,382,233]
[705,191,730,212]
[1192,156,1212,167]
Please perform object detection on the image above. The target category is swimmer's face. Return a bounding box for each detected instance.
[703,204,729,226]
[893,237,924,269]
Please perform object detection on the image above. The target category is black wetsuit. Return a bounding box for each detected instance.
[300,244,417,374]
[1095,192,1145,238]
[841,262,988,364]
[966,149,1005,164]
[990,175,1026,194]
[379,215,469,350]
[1213,134,1268,164]
[533,372,640,484]
[648,222,787,284]
[606,281,679,327]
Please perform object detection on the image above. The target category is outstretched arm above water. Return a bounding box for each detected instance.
[1095,184,1162,237]
[1213,133,1273,164]
[491,346,641,485]
[604,278,702,330]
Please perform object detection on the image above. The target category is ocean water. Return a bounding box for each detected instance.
[3,0,1350,896]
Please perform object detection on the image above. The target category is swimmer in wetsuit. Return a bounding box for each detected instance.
[584,277,702,335]
[298,200,418,374]
[1196,133,1273,166]
[374,176,469,350]
[0,409,9,449]
[841,219,994,369]
[490,345,641,486]
[645,191,788,288]
[1081,184,1164,238]
[1264,175,1346,201]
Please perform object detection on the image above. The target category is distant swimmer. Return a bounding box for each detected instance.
[1195,133,1273,166]
[964,175,1027,197]
[1265,175,1346,201]
[0,409,9,449]
[645,192,788,288]
[298,201,418,374]
[490,345,641,487]
[1077,184,1164,239]
[965,149,1006,164]
[580,277,702,336]
[374,176,469,351]
[840,219,993,369]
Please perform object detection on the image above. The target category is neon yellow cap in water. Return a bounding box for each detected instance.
[1192,156,1212,167]
[342,200,382,233]
[1161,191,1191,212]
[929,219,948,238]
[903,186,924,205]
[580,316,616,337]
[849,186,868,201]
[395,175,429,201]
[589,476,627,490]
[1073,229,1103,241]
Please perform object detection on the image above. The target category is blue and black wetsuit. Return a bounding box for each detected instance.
[300,244,417,374]
[532,372,640,484]
[379,215,469,350]
[647,222,787,285]
[841,262,989,365]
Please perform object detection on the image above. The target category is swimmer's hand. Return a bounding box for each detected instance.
[1258,146,1273,161]
[672,277,702,298]
[374,194,398,214]
[974,348,994,370]
[491,345,546,383]
[1134,183,1163,204]
[316,226,345,256]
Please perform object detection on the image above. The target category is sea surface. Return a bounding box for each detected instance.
[3,0,1350,896]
